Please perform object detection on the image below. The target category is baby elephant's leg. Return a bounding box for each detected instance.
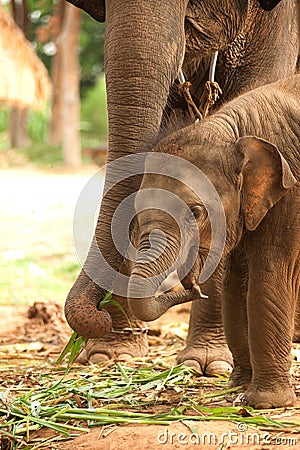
[177,262,233,376]
[222,248,252,389]
[240,225,297,409]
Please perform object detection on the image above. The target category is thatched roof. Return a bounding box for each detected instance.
[0,5,51,109]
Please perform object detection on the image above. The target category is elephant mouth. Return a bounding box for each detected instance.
[156,270,182,294]
[127,254,208,322]
[156,269,208,299]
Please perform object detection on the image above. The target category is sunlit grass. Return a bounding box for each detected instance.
[0,254,81,305]
[18,142,64,167]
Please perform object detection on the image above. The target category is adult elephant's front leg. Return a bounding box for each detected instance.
[65,0,188,361]
[176,262,233,375]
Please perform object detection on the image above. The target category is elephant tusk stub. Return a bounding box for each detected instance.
[191,279,209,299]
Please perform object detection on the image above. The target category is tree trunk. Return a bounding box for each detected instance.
[9,107,29,148]
[9,0,29,148]
[59,3,82,168]
[48,44,63,145]
[48,1,65,145]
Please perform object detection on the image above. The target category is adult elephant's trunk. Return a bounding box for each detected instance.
[65,0,188,338]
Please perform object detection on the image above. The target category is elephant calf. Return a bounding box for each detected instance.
[127,74,300,409]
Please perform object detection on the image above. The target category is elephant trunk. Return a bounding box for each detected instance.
[64,0,187,338]
[94,0,188,277]
[128,274,200,322]
[64,275,112,339]
[127,228,201,322]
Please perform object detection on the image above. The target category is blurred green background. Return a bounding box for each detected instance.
[0,2,108,168]
[0,75,108,166]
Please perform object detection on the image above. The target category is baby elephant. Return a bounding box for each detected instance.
[127,75,300,409]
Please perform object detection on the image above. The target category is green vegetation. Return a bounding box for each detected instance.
[26,1,105,90]
[0,254,81,305]
[80,75,108,148]
[0,4,107,168]
[0,106,62,166]
[0,81,108,167]
[57,292,131,367]
[27,108,51,143]
[0,74,108,167]
[0,107,8,132]
[17,142,63,166]
[1,362,300,449]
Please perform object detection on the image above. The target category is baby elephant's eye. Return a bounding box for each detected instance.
[189,205,206,221]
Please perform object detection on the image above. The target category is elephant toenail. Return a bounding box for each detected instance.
[205,361,232,376]
[89,353,110,364]
[116,353,134,362]
[182,359,203,373]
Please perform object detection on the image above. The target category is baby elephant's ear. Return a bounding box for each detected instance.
[258,0,282,11]
[236,136,297,231]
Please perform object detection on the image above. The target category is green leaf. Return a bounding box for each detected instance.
[98,292,132,328]
[56,292,115,367]
[97,291,113,309]
[55,331,78,365]
[55,332,86,367]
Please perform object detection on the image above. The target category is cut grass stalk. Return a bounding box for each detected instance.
[2,361,300,449]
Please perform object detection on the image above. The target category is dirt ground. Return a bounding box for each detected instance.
[1,167,300,449]
[0,165,101,258]
[2,302,300,450]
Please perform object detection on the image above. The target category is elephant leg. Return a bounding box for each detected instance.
[240,256,297,409]
[222,249,252,389]
[76,261,148,364]
[176,262,233,376]
[293,294,300,343]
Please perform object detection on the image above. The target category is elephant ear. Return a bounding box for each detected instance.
[66,0,105,22]
[236,136,297,231]
[258,0,282,11]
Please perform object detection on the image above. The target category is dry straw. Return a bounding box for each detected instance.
[0,5,51,110]
[1,362,300,449]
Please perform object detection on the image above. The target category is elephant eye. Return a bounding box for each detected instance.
[189,205,207,221]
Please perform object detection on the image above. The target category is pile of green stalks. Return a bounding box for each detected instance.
[1,360,300,449]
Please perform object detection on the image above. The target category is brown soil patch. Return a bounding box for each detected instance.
[1,302,300,450]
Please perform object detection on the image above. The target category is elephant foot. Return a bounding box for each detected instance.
[76,329,148,364]
[233,384,297,409]
[228,366,252,390]
[176,344,233,376]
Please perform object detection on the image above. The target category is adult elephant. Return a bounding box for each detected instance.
[64,0,299,371]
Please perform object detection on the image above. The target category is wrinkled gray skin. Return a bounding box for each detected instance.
[64,0,299,371]
[129,75,300,409]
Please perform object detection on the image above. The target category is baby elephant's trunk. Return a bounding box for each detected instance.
[127,230,204,321]
[128,276,202,322]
